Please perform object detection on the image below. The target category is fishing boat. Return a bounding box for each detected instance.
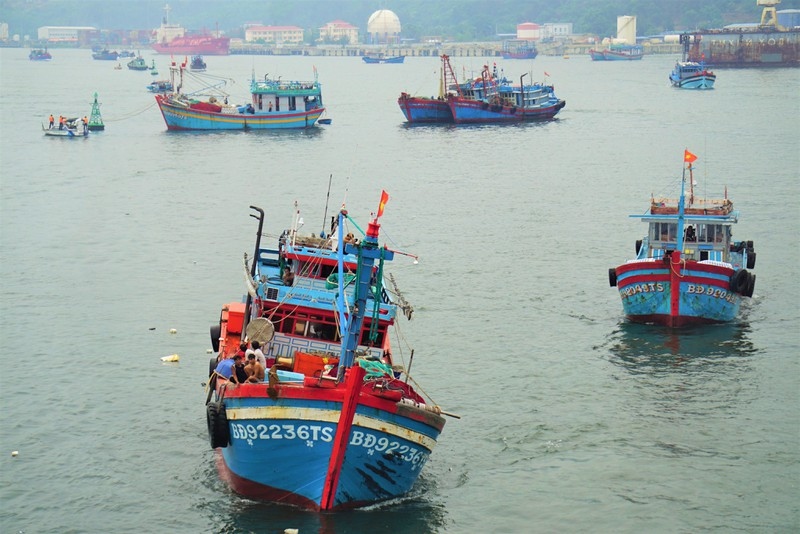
[127,55,148,71]
[501,39,538,60]
[669,61,716,89]
[92,49,119,61]
[42,119,88,138]
[151,4,230,56]
[147,80,173,93]
[447,64,566,124]
[397,54,458,124]
[589,43,644,61]
[29,48,52,61]
[205,193,450,510]
[118,50,136,58]
[362,53,405,64]
[608,150,756,327]
[190,55,207,71]
[154,61,325,130]
[670,34,716,89]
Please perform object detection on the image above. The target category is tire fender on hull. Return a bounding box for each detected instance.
[207,401,230,449]
[608,268,617,287]
[210,324,221,353]
[729,269,748,294]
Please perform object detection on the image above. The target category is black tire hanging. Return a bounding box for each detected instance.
[730,270,748,294]
[745,273,756,298]
[207,402,230,449]
[635,240,642,255]
[608,268,617,287]
[210,324,221,353]
[746,252,756,269]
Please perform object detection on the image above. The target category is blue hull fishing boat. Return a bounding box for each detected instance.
[362,54,404,64]
[155,62,324,130]
[190,55,207,71]
[501,39,538,60]
[589,44,643,60]
[147,80,173,93]
[93,49,119,61]
[127,55,148,71]
[29,48,52,61]
[670,62,716,89]
[447,64,565,124]
[206,193,450,510]
[670,34,716,89]
[608,150,756,326]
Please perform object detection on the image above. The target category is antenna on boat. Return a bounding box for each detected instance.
[321,174,333,238]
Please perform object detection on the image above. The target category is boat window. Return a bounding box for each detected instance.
[651,222,677,242]
[698,224,726,243]
[289,96,296,111]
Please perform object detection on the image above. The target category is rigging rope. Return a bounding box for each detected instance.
[103,100,158,122]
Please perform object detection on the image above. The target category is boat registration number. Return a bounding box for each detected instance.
[231,423,334,443]
[349,430,428,465]
[687,284,738,303]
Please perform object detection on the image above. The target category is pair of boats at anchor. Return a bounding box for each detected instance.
[206,193,451,510]
[670,34,716,89]
[397,55,565,124]
[609,150,755,326]
[154,60,325,130]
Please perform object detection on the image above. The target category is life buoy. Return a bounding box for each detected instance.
[608,268,618,287]
[207,401,230,449]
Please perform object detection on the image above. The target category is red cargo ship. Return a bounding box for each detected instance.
[151,4,230,56]
[152,35,230,56]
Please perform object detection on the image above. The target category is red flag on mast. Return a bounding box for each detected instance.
[684,149,698,163]
[376,190,389,218]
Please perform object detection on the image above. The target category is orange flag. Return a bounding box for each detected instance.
[377,190,389,218]
[684,149,698,163]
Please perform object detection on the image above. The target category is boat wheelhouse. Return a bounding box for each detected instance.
[609,150,756,326]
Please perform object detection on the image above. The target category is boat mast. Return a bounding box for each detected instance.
[335,204,394,377]
[677,162,689,253]
[243,206,265,334]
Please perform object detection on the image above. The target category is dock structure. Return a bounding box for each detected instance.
[230,42,682,58]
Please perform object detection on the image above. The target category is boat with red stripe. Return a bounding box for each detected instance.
[608,150,756,327]
[205,191,453,510]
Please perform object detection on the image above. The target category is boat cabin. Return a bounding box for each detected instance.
[642,218,734,262]
[248,234,396,363]
[249,78,323,114]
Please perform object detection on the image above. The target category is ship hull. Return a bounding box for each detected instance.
[397,95,453,123]
[155,95,323,130]
[213,378,444,510]
[448,97,565,124]
[615,258,744,327]
[152,37,230,56]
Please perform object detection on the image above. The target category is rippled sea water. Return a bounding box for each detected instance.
[1,48,798,533]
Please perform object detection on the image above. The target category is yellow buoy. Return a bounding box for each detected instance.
[169,328,177,334]
[161,354,180,362]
